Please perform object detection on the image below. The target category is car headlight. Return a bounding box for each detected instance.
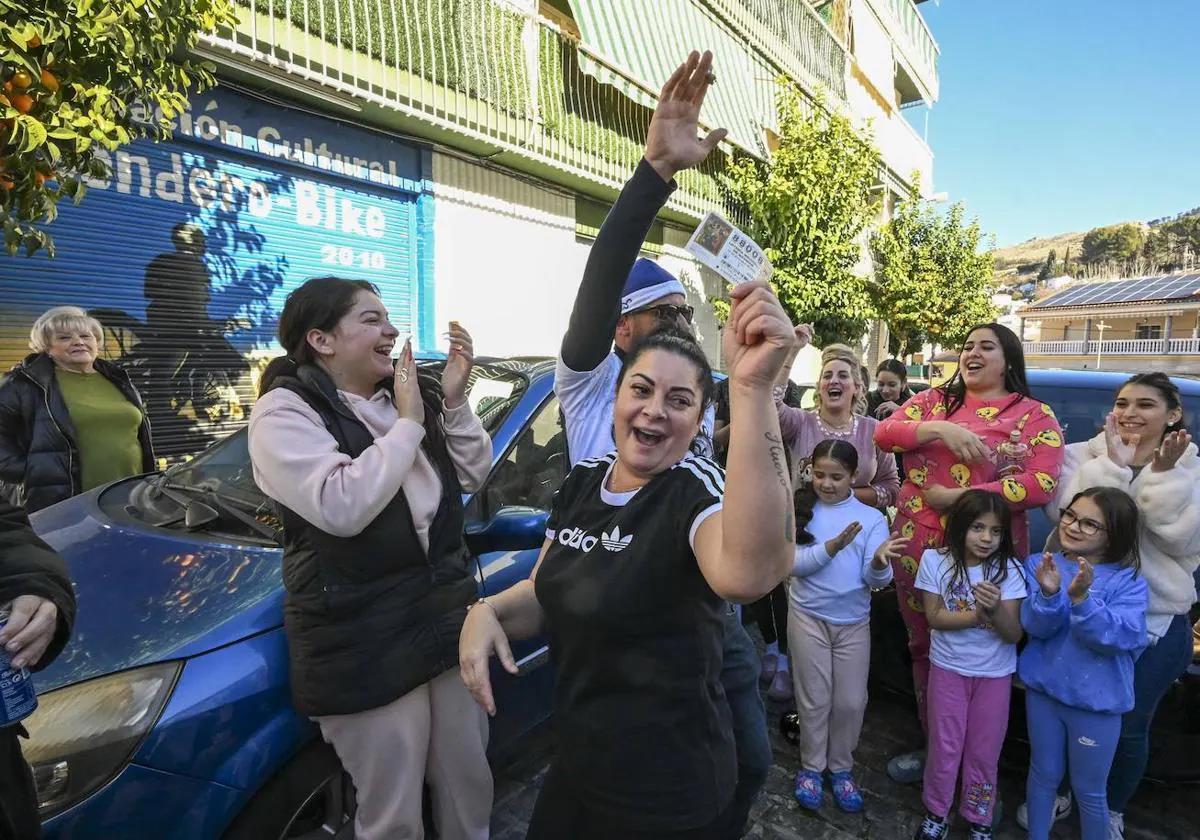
[24,662,180,818]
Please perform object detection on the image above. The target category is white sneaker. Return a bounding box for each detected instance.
[1109,811,1125,840]
[1015,792,1074,830]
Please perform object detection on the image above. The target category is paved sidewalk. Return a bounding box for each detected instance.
[489,687,1197,839]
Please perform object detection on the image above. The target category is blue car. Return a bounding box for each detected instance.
[867,368,1200,783]
[26,358,567,839]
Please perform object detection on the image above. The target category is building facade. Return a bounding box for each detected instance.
[1,0,940,459]
[1020,272,1200,376]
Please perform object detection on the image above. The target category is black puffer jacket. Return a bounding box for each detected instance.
[264,363,478,717]
[0,354,155,512]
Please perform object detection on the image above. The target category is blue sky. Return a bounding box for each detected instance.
[913,1,1200,247]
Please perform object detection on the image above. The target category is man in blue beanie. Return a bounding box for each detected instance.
[554,50,771,838]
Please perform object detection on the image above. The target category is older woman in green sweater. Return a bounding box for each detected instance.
[0,306,154,512]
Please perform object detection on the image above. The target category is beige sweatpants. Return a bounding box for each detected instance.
[787,609,872,774]
[315,668,493,840]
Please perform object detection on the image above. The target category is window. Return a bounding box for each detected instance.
[483,396,568,516]
[1135,325,1163,340]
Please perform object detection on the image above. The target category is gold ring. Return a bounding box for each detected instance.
[706,71,716,85]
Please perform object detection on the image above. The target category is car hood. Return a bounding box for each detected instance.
[31,482,283,694]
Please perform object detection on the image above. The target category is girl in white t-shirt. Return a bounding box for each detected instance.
[788,439,905,814]
[913,490,1027,840]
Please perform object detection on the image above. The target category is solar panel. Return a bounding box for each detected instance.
[1031,273,1200,309]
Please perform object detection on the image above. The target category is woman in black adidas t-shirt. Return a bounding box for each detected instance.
[459,281,797,838]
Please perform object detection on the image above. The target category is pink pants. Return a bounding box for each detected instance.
[923,664,1012,826]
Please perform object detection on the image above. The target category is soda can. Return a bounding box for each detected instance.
[0,607,38,727]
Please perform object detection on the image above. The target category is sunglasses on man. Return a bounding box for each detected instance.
[629,303,695,324]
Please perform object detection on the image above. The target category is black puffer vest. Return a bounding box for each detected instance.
[0,354,155,512]
[266,364,477,717]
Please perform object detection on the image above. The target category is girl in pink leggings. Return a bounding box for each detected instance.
[913,491,1027,840]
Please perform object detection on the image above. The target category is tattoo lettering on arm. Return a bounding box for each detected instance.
[766,432,794,539]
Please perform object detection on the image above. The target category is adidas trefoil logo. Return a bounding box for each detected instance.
[601,526,633,552]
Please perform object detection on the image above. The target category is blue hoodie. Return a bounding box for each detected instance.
[1018,553,1148,714]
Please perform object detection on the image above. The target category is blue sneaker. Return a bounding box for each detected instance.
[793,769,824,810]
[829,770,864,813]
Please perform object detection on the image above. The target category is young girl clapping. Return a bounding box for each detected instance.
[788,439,905,813]
[914,491,1027,840]
[1020,487,1148,840]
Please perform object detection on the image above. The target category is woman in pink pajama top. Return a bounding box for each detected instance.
[873,323,1064,779]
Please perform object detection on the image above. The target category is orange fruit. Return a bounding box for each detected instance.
[39,70,57,93]
[26,35,41,49]
[10,71,32,89]
[10,93,33,114]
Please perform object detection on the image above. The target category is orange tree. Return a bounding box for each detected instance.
[0,0,238,256]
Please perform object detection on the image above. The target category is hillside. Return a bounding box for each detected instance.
[991,228,1091,277]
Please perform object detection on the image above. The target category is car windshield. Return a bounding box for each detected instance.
[157,360,528,506]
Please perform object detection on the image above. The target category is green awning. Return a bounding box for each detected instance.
[566,0,778,156]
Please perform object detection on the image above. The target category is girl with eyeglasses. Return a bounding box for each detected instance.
[1019,487,1148,840]
[1034,371,1198,839]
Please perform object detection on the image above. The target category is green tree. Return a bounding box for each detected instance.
[1080,223,1146,269]
[1037,248,1057,282]
[721,82,881,346]
[0,0,238,256]
[870,185,996,356]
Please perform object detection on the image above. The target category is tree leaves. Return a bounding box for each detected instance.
[722,81,882,347]
[870,185,996,355]
[0,0,239,255]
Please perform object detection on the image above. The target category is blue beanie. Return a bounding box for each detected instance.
[620,258,687,314]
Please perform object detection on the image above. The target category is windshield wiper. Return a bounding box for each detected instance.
[160,481,280,542]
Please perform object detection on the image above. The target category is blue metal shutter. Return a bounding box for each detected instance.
[0,131,420,463]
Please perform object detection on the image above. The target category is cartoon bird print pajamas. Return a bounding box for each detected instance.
[875,389,1064,730]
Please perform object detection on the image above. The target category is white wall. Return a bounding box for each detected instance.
[431,153,720,365]
[430,153,587,358]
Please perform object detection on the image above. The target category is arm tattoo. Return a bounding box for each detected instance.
[765,432,794,540]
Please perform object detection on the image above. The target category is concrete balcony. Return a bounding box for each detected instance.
[846,57,933,193]
[1022,338,1200,376]
[197,0,728,220]
[865,0,939,104]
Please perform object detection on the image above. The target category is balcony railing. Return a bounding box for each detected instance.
[1023,339,1200,356]
[868,0,939,102]
[701,0,847,101]
[200,0,727,218]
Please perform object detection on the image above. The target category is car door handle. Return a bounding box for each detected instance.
[514,646,550,676]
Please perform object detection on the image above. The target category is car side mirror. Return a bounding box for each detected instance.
[464,506,549,553]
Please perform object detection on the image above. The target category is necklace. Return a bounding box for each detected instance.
[816,412,858,437]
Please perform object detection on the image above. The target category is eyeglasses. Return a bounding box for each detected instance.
[1059,508,1106,536]
[631,303,695,324]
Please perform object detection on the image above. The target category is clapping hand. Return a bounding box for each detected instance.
[1151,429,1191,473]
[644,51,728,183]
[873,533,908,569]
[823,522,862,556]
[1103,412,1138,467]
[1035,552,1060,597]
[972,581,1002,614]
[441,321,475,409]
[393,338,424,424]
[1067,559,1094,604]
[794,323,814,351]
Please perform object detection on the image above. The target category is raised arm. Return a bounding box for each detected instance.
[559,51,725,373]
[694,282,796,601]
